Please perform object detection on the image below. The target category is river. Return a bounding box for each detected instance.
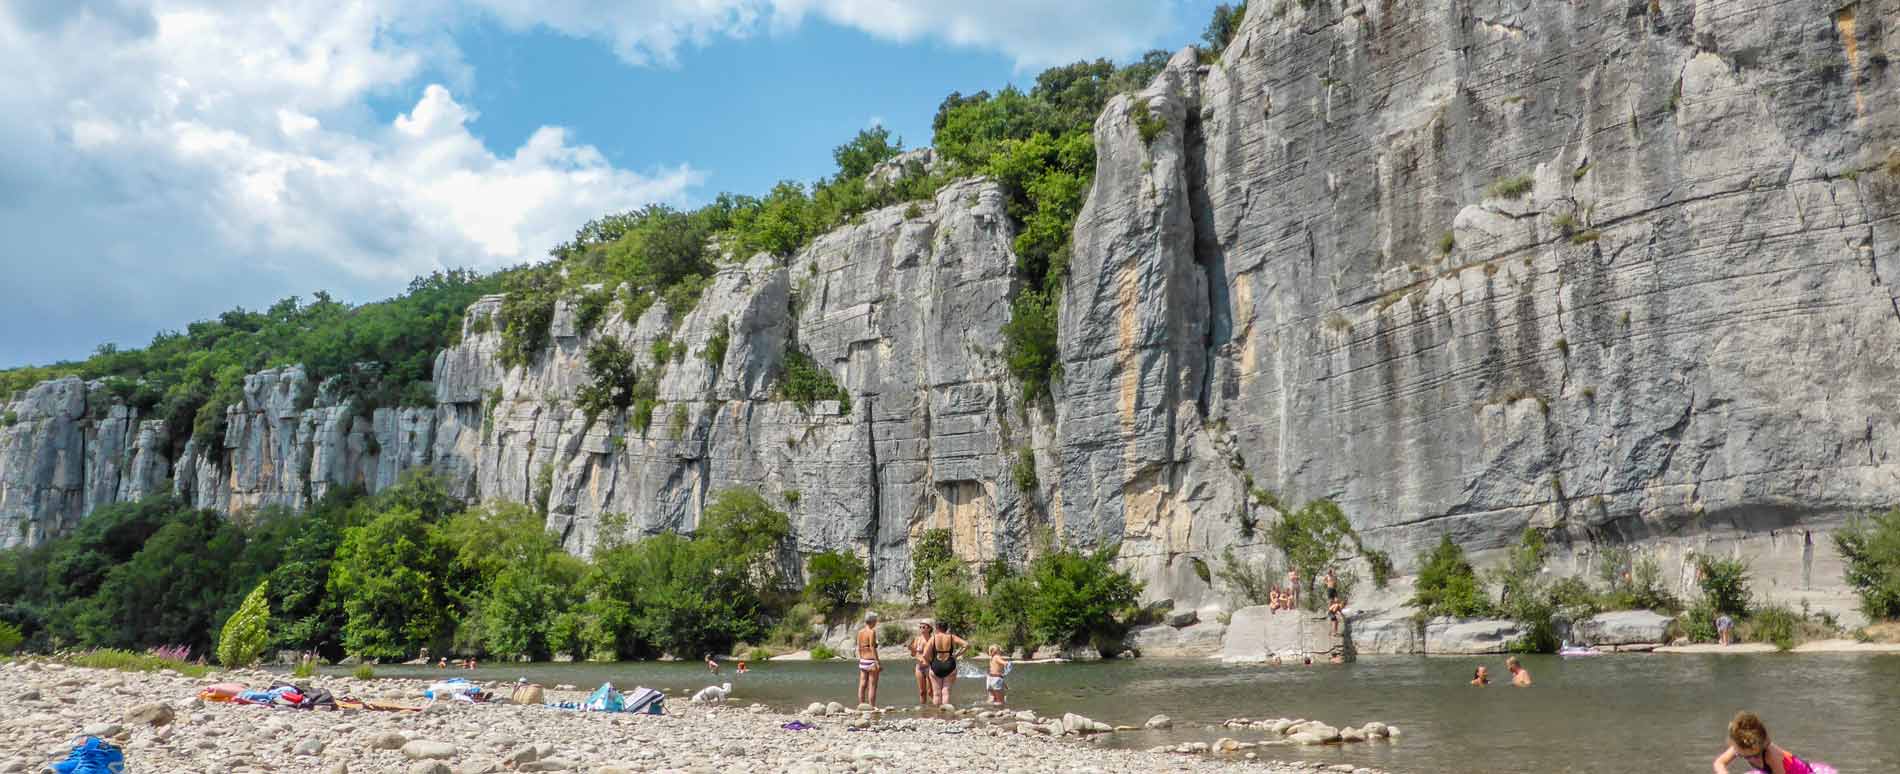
[334,653,1900,772]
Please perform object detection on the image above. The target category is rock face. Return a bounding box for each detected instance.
[5,2,1899,619]
[1570,610,1675,647]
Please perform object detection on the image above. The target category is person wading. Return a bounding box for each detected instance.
[925,619,968,709]
[908,621,936,706]
[855,611,882,707]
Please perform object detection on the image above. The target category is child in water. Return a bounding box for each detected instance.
[1712,711,1835,774]
[984,645,1009,706]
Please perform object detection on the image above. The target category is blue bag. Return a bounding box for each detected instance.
[53,737,125,774]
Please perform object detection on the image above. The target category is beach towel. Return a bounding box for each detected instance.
[624,686,665,715]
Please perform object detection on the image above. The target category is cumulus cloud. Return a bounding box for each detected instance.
[0,0,1190,365]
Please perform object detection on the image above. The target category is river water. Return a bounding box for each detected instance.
[340,654,1900,772]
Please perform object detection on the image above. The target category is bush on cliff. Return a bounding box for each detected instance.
[1410,534,1494,619]
[803,550,869,616]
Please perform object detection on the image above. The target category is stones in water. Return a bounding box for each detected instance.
[1143,714,1172,730]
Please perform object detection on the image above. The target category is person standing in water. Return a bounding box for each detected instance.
[1471,665,1491,685]
[855,611,882,707]
[1712,711,1834,774]
[925,619,968,708]
[984,645,1009,706]
[1505,656,1532,686]
[908,621,935,706]
[705,654,720,674]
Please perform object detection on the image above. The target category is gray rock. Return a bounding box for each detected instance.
[368,731,408,750]
[293,738,324,756]
[1571,610,1674,646]
[1166,609,1198,628]
[123,701,174,726]
[1221,607,1338,662]
[1144,714,1172,730]
[400,739,456,760]
[407,764,452,774]
[80,723,123,738]
[1422,618,1525,655]
[519,760,578,772]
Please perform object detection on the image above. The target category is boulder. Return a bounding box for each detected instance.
[123,702,174,726]
[294,738,325,756]
[1167,609,1199,628]
[368,731,408,750]
[1144,714,1173,730]
[401,740,457,760]
[1221,607,1337,662]
[1571,610,1674,646]
[407,764,452,774]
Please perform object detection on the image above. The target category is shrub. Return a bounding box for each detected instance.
[1011,449,1039,494]
[809,644,838,660]
[935,576,985,634]
[878,622,911,647]
[0,411,16,427]
[1004,289,1062,403]
[1437,232,1455,255]
[1487,174,1534,199]
[1679,599,1719,642]
[1410,534,1493,618]
[1131,98,1167,145]
[1748,604,1800,650]
[779,349,850,412]
[633,399,657,434]
[1216,547,1279,606]
[667,404,689,440]
[217,579,272,667]
[353,664,376,680]
[910,528,962,602]
[292,659,316,678]
[746,646,773,662]
[783,489,801,508]
[702,315,731,367]
[803,550,869,615]
[0,620,22,654]
[1697,555,1752,617]
[1025,546,1142,651]
[1834,509,1900,621]
[1364,549,1394,590]
[57,648,210,677]
[574,286,614,334]
[576,336,639,425]
[1490,530,1557,652]
[498,270,561,369]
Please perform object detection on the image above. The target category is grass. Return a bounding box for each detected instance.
[353,664,377,680]
[1323,313,1351,332]
[51,648,210,678]
[1570,229,1601,244]
[1487,174,1534,199]
[1437,231,1455,255]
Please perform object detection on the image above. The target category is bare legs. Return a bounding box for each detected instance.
[857,666,880,706]
[932,670,956,706]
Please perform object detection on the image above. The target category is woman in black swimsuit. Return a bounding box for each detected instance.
[924,619,967,708]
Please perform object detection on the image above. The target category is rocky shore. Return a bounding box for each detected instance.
[0,661,1397,774]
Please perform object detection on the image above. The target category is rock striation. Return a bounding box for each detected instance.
[5,1,1899,619]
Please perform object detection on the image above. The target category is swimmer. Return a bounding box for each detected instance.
[1471,665,1490,686]
[1505,656,1532,687]
[1712,711,1835,774]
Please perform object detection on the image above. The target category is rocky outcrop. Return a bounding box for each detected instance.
[1569,610,1674,647]
[1219,607,1344,662]
[6,1,1899,618]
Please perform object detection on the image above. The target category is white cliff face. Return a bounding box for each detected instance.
[4,1,1897,617]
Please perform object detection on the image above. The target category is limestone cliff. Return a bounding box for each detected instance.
[4,0,1897,621]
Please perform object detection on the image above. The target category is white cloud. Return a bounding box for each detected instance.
[0,0,1191,365]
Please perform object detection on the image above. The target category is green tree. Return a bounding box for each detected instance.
[1269,498,1355,604]
[1026,546,1141,651]
[1834,509,1900,621]
[328,505,450,660]
[1696,555,1752,618]
[909,528,962,603]
[697,488,793,585]
[1004,290,1062,403]
[217,580,271,667]
[803,550,869,615]
[1201,3,1248,52]
[434,501,583,660]
[832,125,904,181]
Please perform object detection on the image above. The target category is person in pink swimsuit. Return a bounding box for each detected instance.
[1712,711,1835,774]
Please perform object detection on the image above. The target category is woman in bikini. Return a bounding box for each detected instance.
[924,619,968,708]
[908,621,935,706]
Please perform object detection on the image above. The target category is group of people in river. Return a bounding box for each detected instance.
[853,612,1010,709]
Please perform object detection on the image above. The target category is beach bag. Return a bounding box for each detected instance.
[52,737,124,774]
[624,686,664,715]
[583,682,624,712]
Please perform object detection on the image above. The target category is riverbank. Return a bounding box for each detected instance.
[0,660,1396,774]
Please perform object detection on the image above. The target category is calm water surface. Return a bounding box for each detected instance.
[333,654,1900,773]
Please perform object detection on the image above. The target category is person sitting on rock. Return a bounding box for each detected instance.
[1268,587,1283,612]
[1327,593,1347,636]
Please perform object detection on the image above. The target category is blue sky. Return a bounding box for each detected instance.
[0,1,1225,368]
